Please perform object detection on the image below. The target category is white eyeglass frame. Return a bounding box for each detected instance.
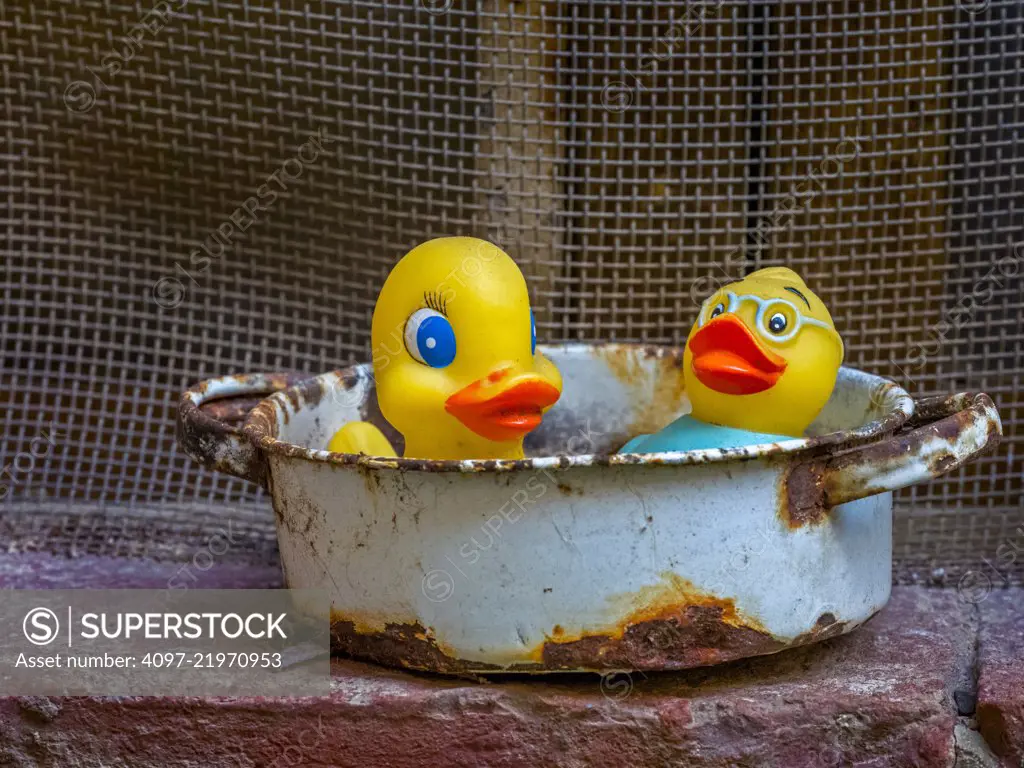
[699,291,842,348]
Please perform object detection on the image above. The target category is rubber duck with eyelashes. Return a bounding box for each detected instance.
[621,267,845,453]
[327,237,563,461]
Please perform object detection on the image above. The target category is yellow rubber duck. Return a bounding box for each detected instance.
[622,267,844,452]
[328,237,563,460]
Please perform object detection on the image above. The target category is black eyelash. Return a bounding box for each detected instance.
[784,286,811,310]
[423,291,448,316]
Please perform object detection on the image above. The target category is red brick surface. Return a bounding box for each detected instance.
[977,590,1024,765]
[0,573,988,768]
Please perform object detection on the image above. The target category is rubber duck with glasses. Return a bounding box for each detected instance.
[621,268,845,453]
[327,237,563,461]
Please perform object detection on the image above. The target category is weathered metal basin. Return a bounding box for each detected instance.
[178,344,1001,675]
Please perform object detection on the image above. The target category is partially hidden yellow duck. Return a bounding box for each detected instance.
[621,267,844,453]
[328,237,563,460]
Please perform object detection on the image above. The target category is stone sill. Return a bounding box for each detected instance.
[0,553,1019,767]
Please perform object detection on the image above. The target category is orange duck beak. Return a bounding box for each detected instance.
[689,315,788,395]
[445,368,561,442]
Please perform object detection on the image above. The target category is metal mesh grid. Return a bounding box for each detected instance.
[0,0,1021,585]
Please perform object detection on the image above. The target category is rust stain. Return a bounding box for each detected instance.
[527,573,783,670]
[247,400,277,436]
[326,582,864,675]
[330,612,500,677]
[907,392,972,426]
[986,412,1002,449]
[611,573,770,633]
[778,460,831,529]
[234,359,921,475]
[330,608,403,636]
[819,392,1002,507]
[358,464,382,497]
[790,612,850,646]
[296,375,326,410]
[595,345,688,439]
[338,368,361,391]
[176,371,313,488]
[186,353,999,501]
[200,397,265,425]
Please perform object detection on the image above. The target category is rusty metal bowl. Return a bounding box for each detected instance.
[178,344,1001,675]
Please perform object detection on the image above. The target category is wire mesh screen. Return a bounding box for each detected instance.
[0,0,1021,586]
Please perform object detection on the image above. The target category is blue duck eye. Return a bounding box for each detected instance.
[530,310,537,355]
[404,308,456,368]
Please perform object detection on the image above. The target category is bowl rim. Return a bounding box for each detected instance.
[239,343,915,474]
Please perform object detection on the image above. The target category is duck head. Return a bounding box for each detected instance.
[371,237,562,460]
[683,267,844,437]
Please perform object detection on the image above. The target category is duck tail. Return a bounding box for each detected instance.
[326,422,397,457]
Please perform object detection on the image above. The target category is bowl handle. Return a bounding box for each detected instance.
[177,372,307,487]
[804,392,1002,508]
